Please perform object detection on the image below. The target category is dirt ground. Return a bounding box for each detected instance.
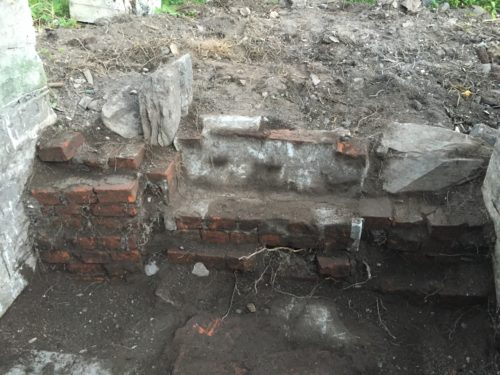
[2,0,500,373]
[0,263,498,374]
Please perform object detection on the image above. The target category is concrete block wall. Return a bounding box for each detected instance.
[0,0,56,318]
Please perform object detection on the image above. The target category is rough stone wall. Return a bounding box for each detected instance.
[482,129,500,304]
[0,0,56,318]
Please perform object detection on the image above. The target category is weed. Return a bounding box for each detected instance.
[155,0,207,16]
[29,0,78,28]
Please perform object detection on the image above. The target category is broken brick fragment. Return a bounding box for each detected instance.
[39,250,71,264]
[38,131,85,162]
[64,184,96,204]
[176,216,203,230]
[259,233,283,247]
[317,256,351,278]
[226,250,256,272]
[108,143,145,170]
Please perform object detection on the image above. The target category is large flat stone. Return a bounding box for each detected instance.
[378,123,492,193]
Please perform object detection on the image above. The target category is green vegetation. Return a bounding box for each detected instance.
[155,0,207,16]
[447,0,498,17]
[29,0,78,28]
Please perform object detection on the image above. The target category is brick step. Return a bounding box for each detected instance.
[163,186,491,256]
[173,115,368,194]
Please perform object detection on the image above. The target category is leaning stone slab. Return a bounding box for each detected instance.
[378,123,492,194]
[101,84,142,139]
[171,54,193,117]
[139,66,181,146]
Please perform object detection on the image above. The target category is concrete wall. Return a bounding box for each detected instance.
[0,0,56,318]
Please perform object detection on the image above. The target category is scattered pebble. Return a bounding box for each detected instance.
[28,337,37,344]
[310,73,321,86]
[192,262,209,277]
[145,260,159,276]
[247,303,256,313]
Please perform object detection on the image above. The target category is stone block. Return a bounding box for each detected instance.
[139,66,181,146]
[102,84,142,139]
[171,54,193,117]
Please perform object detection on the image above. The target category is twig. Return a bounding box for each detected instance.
[376,298,397,340]
[222,272,239,321]
[239,246,305,260]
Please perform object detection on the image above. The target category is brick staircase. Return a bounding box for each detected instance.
[26,118,493,300]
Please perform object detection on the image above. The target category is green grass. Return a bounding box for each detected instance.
[29,0,78,28]
[447,0,498,17]
[155,0,207,16]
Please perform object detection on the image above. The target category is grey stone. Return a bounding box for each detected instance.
[470,123,497,146]
[102,85,141,138]
[271,297,353,347]
[171,54,193,117]
[139,66,181,146]
[482,127,500,304]
[192,262,209,277]
[378,123,492,193]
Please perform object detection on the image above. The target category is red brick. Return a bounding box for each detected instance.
[317,256,351,278]
[91,203,137,217]
[288,222,318,236]
[108,143,145,170]
[195,250,226,269]
[40,250,71,264]
[237,219,260,231]
[229,231,258,244]
[80,251,110,263]
[100,235,123,250]
[201,230,229,244]
[67,263,104,274]
[94,177,139,203]
[167,248,196,264]
[38,131,85,162]
[259,233,283,247]
[64,184,97,204]
[206,216,237,231]
[93,217,136,231]
[55,204,83,215]
[127,235,138,250]
[176,216,202,230]
[53,215,83,230]
[76,236,97,250]
[110,249,141,263]
[226,251,256,272]
[31,187,61,205]
[335,139,366,158]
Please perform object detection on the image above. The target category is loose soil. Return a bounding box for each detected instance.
[2,0,500,374]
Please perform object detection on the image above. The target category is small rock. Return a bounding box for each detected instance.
[145,260,159,276]
[439,2,450,11]
[469,123,498,146]
[78,96,94,110]
[401,0,421,12]
[28,337,37,344]
[310,73,321,86]
[83,68,94,85]
[87,100,100,112]
[130,89,138,95]
[235,308,243,314]
[270,10,279,18]
[192,262,210,277]
[239,79,247,86]
[471,4,486,15]
[481,63,491,75]
[247,303,257,313]
[239,7,251,17]
[143,67,149,73]
[170,43,180,56]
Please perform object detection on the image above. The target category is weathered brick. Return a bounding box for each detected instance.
[55,204,83,215]
[206,216,237,231]
[195,250,226,269]
[110,249,142,263]
[80,251,110,263]
[91,204,137,217]
[259,233,283,247]
[31,187,61,205]
[176,216,202,230]
[53,215,83,230]
[40,250,71,264]
[94,177,139,203]
[108,143,145,170]
[76,236,97,250]
[317,256,351,278]
[147,157,178,194]
[100,235,123,250]
[38,131,85,162]
[323,224,351,250]
[226,251,256,272]
[335,139,367,158]
[67,263,105,274]
[288,222,319,236]
[201,230,229,244]
[64,184,97,204]
[238,219,260,231]
[167,248,196,264]
[229,231,258,244]
[93,217,138,231]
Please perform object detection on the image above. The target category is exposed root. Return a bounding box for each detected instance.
[376,297,397,340]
